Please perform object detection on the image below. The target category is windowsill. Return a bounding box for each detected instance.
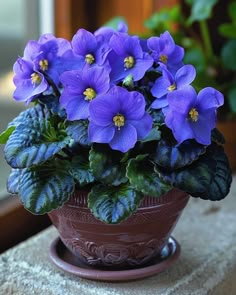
[0,176,236,294]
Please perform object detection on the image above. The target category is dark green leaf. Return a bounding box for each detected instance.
[159,144,232,201]
[228,1,236,21]
[66,120,90,146]
[88,184,143,224]
[7,169,22,194]
[188,0,218,23]
[89,145,127,186]
[152,139,206,170]
[5,116,71,168]
[141,127,161,142]
[228,86,236,113]
[38,95,66,118]
[19,163,74,214]
[221,40,236,71]
[69,155,94,186]
[127,155,171,197]
[0,126,15,144]
[219,23,236,39]
[211,128,225,144]
[184,48,206,73]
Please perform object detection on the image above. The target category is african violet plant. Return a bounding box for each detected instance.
[0,23,232,224]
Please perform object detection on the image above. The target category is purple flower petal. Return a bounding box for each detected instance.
[60,93,89,120]
[167,86,197,114]
[89,96,119,126]
[88,122,115,143]
[72,29,97,56]
[110,123,137,152]
[196,87,224,110]
[190,109,216,145]
[175,65,196,88]
[151,97,169,109]
[151,77,171,98]
[129,113,153,139]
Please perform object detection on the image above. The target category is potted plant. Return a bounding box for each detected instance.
[145,0,236,170]
[0,23,232,280]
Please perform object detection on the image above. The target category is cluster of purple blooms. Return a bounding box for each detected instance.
[13,25,224,153]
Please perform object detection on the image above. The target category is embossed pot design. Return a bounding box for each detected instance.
[48,189,189,269]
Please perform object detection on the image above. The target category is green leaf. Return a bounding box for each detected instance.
[141,127,161,142]
[66,120,90,146]
[221,40,236,71]
[228,1,236,21]
[7,169,22,194]
[88,184,143,224]
[126,155,171,197]
[69,155,94,186]
[38,95,66,118]
[152,139,206,170]
[4,114,71,168]
[159,144,232,201]
[211,128,225,144]
[188,0,218,23]
[227,86,236,113]
[219,23,236,39]
[19,163,75,214]
[89,145,127,186]
[184,48,206,73]
[0,126,15,144]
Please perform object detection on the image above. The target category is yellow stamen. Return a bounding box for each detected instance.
[167,83,176,91]
[85,54,95,64]
[124,56,135,69]
[113,114,125,129]
[159,54,168,64]
[83,88,96,101]
[189,108,199,122]
[31,73,42,85]
[39,59,49,71]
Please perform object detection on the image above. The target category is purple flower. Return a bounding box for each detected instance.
[88,86,153,152]
[13,58,48,103]
[72,29,110,67]
[151,64,196,109]
[147,31,184,73]
[60,66,110,120]
[108,33,153,83]
[165,86,224,145]
[95,21,128,41]
[13,34,81,103]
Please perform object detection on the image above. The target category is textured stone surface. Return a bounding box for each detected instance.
[0,176,236,295]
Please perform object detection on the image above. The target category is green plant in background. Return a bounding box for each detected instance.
[145,0,236,119]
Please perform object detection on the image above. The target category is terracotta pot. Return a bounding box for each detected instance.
[48,189,189,269]
[217,120,236,171]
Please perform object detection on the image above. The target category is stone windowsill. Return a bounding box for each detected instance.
[0,176,236,295]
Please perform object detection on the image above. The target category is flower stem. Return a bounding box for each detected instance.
[199,20,214,59]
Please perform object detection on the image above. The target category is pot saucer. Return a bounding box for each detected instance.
[49,237,180,282]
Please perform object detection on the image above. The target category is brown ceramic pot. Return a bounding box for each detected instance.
[48,189,189,269]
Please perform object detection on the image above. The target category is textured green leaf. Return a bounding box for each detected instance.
[19,163,74,214]
[152,139,206,170]
[8,104,50,128]
[159,144,232,201]
[0,126,15,144]
[221,40,236,71]
[88,184,143,224]
[5,117,71,168]
[69,155,94,186]
[7,169,22,194]
[127,155,171,197]
[89,145,127,186]
[66,120,90,146]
